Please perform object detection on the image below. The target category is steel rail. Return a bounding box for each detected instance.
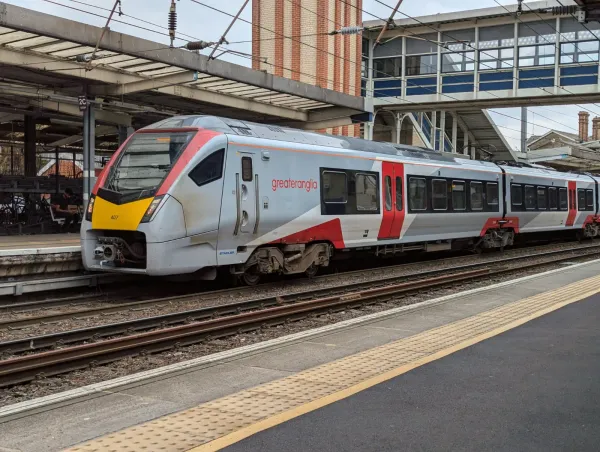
[0,244,598,329]
[0,251,598,387]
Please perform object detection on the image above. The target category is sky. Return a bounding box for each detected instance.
[6,0,593,152]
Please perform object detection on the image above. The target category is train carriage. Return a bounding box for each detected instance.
[81,115,600,284]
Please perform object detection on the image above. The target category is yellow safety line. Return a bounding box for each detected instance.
[192,286,600,451]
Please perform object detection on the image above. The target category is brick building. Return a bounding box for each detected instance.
[252,0,362,136]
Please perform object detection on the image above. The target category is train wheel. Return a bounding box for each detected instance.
[305,264,318,279]
[241,270,261,286]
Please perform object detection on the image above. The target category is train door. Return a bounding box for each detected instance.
[378,161,405,240]
[236,154,259,235]
[566,180,576,227]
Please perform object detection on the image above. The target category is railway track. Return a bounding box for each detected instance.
[0,248,598,387]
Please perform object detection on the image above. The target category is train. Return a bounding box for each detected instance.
[81,115,600,284]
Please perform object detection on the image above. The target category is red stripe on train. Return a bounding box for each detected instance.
[269,218,345,249]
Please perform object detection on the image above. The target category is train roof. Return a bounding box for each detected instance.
[146,115,469,165]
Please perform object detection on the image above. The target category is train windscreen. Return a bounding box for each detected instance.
[104,131,196,197]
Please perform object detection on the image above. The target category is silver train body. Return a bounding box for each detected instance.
[81,115,600,280]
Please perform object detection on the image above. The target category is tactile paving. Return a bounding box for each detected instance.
[66,274,600,452]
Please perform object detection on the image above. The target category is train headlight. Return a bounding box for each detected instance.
[140,195,165,223]
[85,195,95,221]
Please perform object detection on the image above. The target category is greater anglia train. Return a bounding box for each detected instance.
[82,115,600,284]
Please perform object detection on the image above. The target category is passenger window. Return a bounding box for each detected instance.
[486,182,499,208]
[452,181,466,211]
[409,177,427,211]
[524,185,536,210]
[559,187,568,210]
[241,156,253,182]
[322,171,347,203]
[396,176,403,211]
[578,189,586,211]
[511,184,523,206]
[586,189,594,210]
[470,181,483,210]
[548,187,558,210]
[432,179,447,211]
[355,173,378,211]
[537,187,547,210]
[188,149,225,187]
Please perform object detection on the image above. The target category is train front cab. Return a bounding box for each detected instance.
[81,126,230,276]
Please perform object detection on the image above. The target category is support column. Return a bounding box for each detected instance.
[83,104,95,205]
[24,116,36,177]
[464,129,469,156]
[54,146,60,196]
[431,111,437,151]
[440,111,446,152]
[521,106,527,153]
[117,126,135,146]
[395,113,402,144]
[451,113,458,153]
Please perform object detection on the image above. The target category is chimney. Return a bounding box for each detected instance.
[593,117,600,141]
[579,111,590,142]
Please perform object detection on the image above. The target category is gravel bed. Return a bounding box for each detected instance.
[0,254,598,407]
[0,243,598,342]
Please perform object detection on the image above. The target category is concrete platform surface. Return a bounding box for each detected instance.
[0,260,599,451]
[0,234,80,255]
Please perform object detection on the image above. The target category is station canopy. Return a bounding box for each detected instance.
[0,2,369,152]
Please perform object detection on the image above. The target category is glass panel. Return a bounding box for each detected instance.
[452,181,466,211]
[396,176,403,211]
[322,171,347,203]
[479,24,515,48]
[406,54,437,75]
[559,187,568,210]
[578,189,586,210]
[548,187,558,210]
[432,179,447,210]
[525,185,536,209]
[511,184,523,206]
[188,149,224,187]
[384,176,392,211]
[486,183,499,206]
[537,187,547,210]
[241,157,253,182]
[105,131,195,195]
[356,173,378,211]
[373,57,402,78]
[470,182,483,210]
[405,34,438,54]
[409,178,427,211]
[586,189,595,208]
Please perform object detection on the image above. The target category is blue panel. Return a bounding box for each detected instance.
[374,88,402,98]
[406,86,436,96]
[479,71,513,82]
[560,65,599,76]
[560,75,598,86]
[374,79,402,89]
[519,68,554,79]
[518,78,554,89]
[442,83,474,93]
[442,74,475,84]
[406,77,437,87]
[479,81,513,91]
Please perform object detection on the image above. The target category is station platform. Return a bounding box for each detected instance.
[0,234,82,280]
[1,259,600,451]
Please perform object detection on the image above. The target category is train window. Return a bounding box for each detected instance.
[470,181,483,211]
[356,173,378,212]
[384,176,392,211]
[396,176,403,211]
[452,181,466,211]
[578,189,586,211]
[586,189,594,210]
[188,149,225,187]
[409,177,427,211]
[524,185,536,210]
[559,187,568,210]
[548,187,558,210]
[241,157,253,182]
[511,184,523,207]
[486,183,499,208]
[432,179,447,211]
[537,187,547,210]
[322,171,348,203]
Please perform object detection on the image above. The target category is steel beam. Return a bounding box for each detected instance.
[98,71,199,96]
[49,125,117,147]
